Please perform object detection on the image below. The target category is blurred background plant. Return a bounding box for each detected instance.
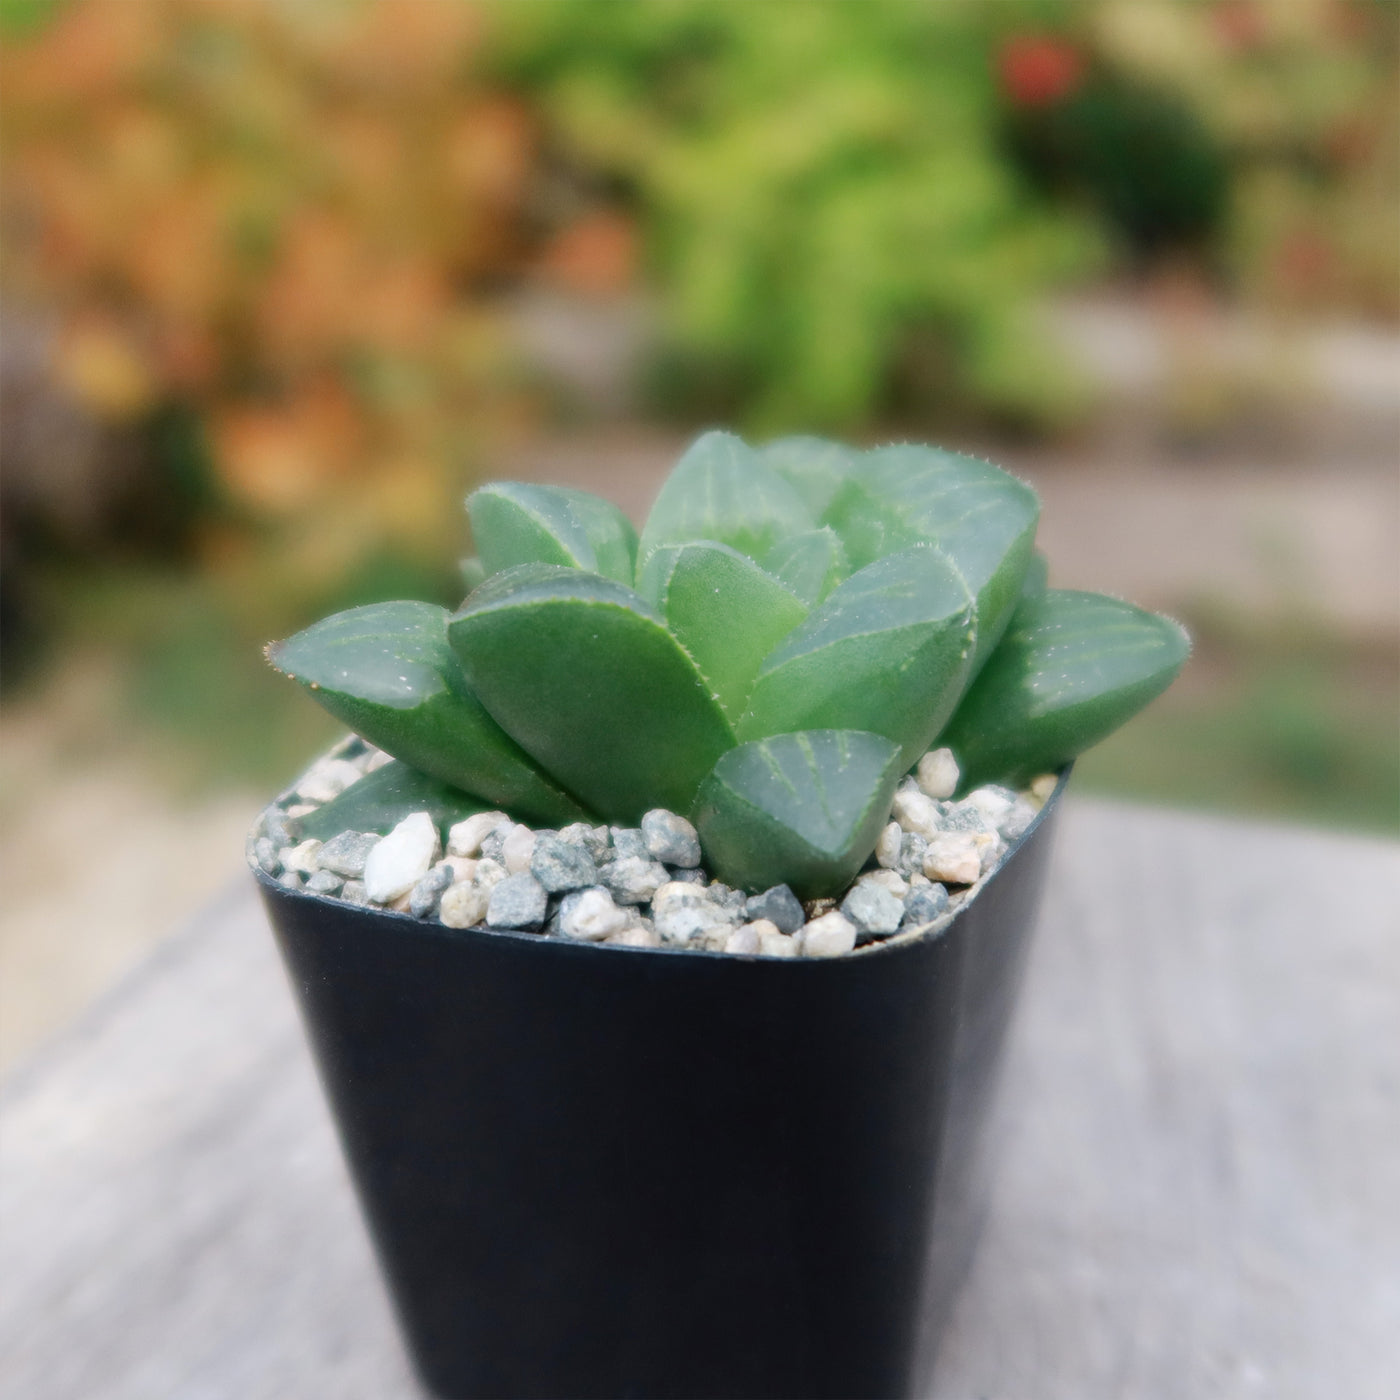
[1,0,542,772]
[0,0,1395,1061]
[490,0,1105,433]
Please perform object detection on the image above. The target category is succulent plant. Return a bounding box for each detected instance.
[269,431,1188,897]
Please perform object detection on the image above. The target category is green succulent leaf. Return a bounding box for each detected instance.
[762,527,850,605]
[693,730,904,899]
[638,430,813,566]
[468,482,638,584]
[823,445,1039,672]
[1019,549,1049,601]
[637,542,808,723]
[459,555,486,593]
[938,589,1191,789]
[739,545,977,770]
[448,564,736,823]
[758,435,860,520]
[296,760,490,843]
[266,601,589,824]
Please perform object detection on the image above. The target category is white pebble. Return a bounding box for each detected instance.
[1029,773,1058,803]
[651,880,710,918]
[438,855,478,883]
[607,922,662,948]
[800,911,857,958]
[559,888,629,942]
[280,839,323,875]
[363,812,440,904]
[502,823,536,874]
[1000,799,1039,841]
[439,882,489,929]
[296,757,363,804]
[875,821,903,869]
[758,928,800,958]
[364,747,396,772]
[864,868,908,899]
[447,811,511,858]
[978,833,1003,875]
[724,921,770,955]
[891,789,940,840]
[922,833,982,886]
[654,899,731,946]
[916,747,960,799]
[963,785,1017,826]
[473,857,507,891]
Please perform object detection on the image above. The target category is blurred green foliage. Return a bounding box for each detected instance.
[1076,607,1400,836]
[494,0,1103,433]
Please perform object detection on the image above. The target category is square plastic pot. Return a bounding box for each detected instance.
[254,772,1067,1400]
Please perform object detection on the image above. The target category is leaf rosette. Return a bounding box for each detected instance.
[270,433,1188,897]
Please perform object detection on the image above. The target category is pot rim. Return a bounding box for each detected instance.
[249,763,1071,966]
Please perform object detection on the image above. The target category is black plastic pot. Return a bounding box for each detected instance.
[255,773,1067,1400]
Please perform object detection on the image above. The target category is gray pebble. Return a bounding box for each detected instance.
[706,883,748,916]
[409,864,454,918]
[902,884,949,926]
[479,827,509,863]
[896,832,928,880]
[938,801,994,835]
[841,879,905,938]
[609,827,648,860]
[641,809,702,868]
[486,872,548,930]
[744,885,805,936]
[667,867,708,886]
[654,898,731,946]
[305,870,345,896]
[559,823,611,863]
[264,810,298,849]
[340,880,370,905]
[253,836,281,875]
[277,871,303,891]
[531,834,599,893]
[598,856,669,905]
[316,830,381,878]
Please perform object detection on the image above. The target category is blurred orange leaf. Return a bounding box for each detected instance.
[53,316,157,420]
[535,212,638,299]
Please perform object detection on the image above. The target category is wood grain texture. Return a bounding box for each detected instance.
[2,801,1396,1400]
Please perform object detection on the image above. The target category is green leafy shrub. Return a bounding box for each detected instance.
[493,0,1101,431]
[269,432,1187,896]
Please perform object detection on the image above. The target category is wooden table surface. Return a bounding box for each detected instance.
[2,799,1397,1400]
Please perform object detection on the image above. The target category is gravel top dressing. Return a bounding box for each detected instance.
[249,735,1058,960]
